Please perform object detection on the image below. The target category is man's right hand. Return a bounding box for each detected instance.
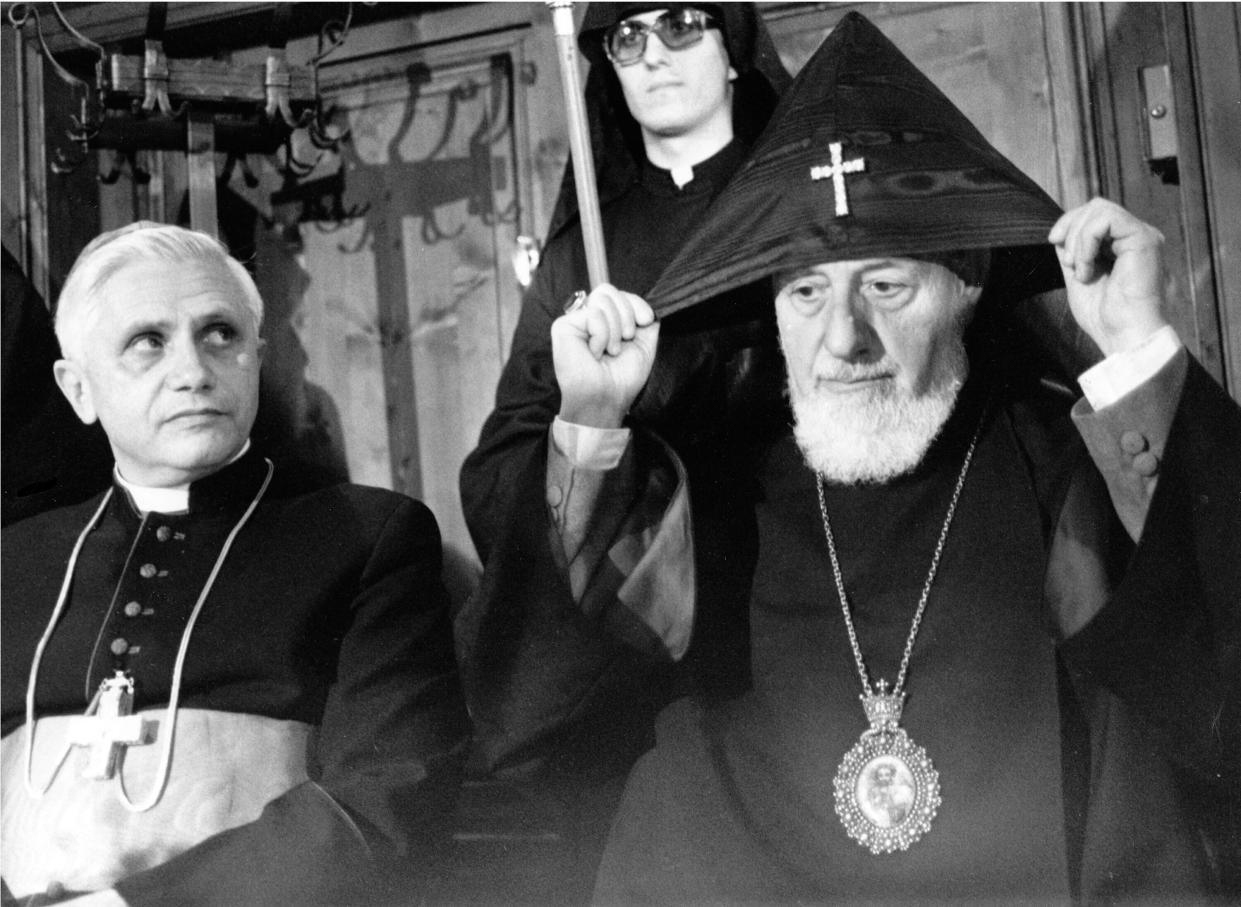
[552,284,660,429]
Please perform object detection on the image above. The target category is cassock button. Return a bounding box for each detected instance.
[156,525,173,542]
[139,563,158,579]
[1132,451,1159,476]
[124,601,143,618]
[110,638,130,656]
[1120,431,1148,455]
[547,485,564,507]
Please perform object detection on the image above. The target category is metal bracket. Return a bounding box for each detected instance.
[1140,63,1179,184]
[142,39,174,115]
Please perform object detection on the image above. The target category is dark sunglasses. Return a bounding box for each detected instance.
[603,8,721,66]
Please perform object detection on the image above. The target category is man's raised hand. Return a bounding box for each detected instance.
[552,284,660,428]
[1048,198,1171,357]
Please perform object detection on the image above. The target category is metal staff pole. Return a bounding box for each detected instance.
[547,0,610,288]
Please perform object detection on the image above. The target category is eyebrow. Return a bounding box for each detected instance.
[120,317,174,337]
[119,309,243,336]
[776,266,821,283]
[623,8,672,23]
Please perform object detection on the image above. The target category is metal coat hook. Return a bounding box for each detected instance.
[141,39,176,115]
[7,5,96,91]
[12,0,357,191]
[98,150,151,185]
[310,4,356,67]
[279,136,322,178]
[308,105,349,151]
[219,153,261,189]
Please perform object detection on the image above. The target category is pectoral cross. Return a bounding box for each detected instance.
[68,671,155,780]
[810,142,866,217]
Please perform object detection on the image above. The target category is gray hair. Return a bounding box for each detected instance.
[54,221,264,361]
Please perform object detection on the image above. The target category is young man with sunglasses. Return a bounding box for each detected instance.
[605,8,737,171]
[456,3,789,900]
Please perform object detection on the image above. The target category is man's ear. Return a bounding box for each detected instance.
[52,360,98,425]
[256,336,267,363]
[728,65,738,82]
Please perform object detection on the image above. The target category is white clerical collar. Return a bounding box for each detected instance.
[114,440,252,514]
[670,163,695,188]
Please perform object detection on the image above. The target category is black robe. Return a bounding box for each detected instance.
[592,354,1241,903]
[457,137,788,770]
[458,8,791,785]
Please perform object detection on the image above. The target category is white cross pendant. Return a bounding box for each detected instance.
[810,142,866,216]
[68,671,154,780]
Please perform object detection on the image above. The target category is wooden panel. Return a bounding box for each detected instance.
[763,2,1091,206]
[33,3,264,54]
[294,220,393,491]
[22,39,50,302]
[2,27,24,261]
[1081,2,1226,383]
[274,17,551,565]
[39,57,102,303]
[1186,3,1241,398]
[393,49,523,561]
[107,53,316,105]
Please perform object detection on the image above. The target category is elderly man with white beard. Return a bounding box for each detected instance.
[527,13,1239,905]
[775,251,987,485]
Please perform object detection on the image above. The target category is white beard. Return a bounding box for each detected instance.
[789,341,968,485]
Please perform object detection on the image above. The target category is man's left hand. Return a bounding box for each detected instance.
[1049,198,1171,356]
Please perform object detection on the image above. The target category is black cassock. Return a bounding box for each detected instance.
[593,353,1241,903]
[2,448,469,905]
[463,343,1240,902]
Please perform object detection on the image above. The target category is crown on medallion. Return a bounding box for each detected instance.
[861,680,905,732]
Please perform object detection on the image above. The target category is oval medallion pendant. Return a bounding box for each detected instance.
[833,726,940,854]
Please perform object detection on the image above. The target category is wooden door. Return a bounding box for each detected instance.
[301,41,525,565]
[764,3,1093,216]
[1076,1,1240,397]
[261,4,567,573]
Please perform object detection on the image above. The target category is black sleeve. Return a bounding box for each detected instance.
[459,239,575,562]
[1060,357,1241,785]
[455,427,681,778]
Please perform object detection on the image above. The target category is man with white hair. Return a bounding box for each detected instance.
[527,13,1238,903]
[1,222,469,906]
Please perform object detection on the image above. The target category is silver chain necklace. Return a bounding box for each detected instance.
[815,409,984,854]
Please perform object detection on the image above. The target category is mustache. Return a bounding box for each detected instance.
[814,359,897,383]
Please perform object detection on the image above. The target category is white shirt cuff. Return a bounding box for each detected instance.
[551,416,632,470]
[1078,324,1182,410]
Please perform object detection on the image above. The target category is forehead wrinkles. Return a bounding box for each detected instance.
[777,259,924,288]
[96,260,251,319]
[73,263,256,363]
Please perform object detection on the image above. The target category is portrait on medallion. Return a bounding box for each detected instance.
[859,758,916,830]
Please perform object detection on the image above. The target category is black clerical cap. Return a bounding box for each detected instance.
[647,11,1065,318]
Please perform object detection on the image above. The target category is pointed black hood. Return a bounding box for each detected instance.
[647,11,1066,317]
